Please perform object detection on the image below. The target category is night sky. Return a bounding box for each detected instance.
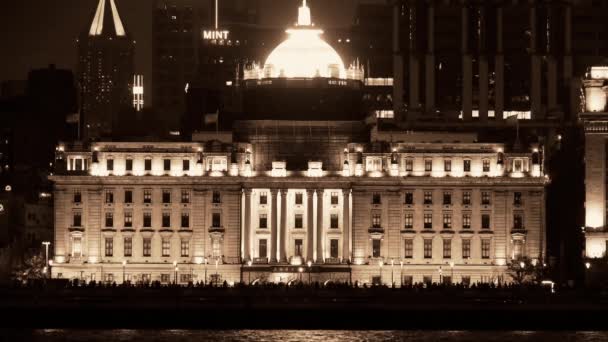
[0,0,357,102]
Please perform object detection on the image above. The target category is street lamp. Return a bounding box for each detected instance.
[215,258,219,285]
[173,260,178,284]
[122,260,127,284]
[247,260,253,284]
[390,259,394,286]
[438,266,443,284]
[520,261,525,269]
[378,261,383,285]
[307,260,312,284]
[400,261,404,287]
[204,257,208,285]
[585,262,591,269]
[48,260,53,279]
[298,267,304,282]
[42,241,50,278]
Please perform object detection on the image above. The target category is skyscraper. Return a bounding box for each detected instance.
[78,0,135,139]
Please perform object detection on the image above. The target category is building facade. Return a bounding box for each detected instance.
[78,0,135,139]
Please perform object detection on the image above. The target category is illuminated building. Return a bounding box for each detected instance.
[50,1,548,286]
[580,66,608,258]
[78,0,134,139]
[133,75,144,112]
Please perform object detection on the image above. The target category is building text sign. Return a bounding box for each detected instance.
[203,30,230,40]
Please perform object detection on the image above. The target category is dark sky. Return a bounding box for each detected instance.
[0,0,358,102]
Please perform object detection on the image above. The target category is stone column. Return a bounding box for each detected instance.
[270,189,278,263]
[243,189,252,261]
[280,189,288,262]
[316,189,324,262]
[306,189,315,262]
[342,188,351,262]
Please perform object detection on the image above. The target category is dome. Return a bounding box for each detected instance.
[262,1,346,79]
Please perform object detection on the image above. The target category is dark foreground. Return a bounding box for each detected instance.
[2,283,608,330]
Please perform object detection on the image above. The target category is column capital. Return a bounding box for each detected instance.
[269,188,279,195]
[306,189,315,195]
[243,188,253,195]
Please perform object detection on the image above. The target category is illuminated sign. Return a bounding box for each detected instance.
[203,30,230,40]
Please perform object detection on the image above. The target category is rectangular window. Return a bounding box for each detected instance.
[181,212,190,228]
[462,191,471,205]
[180,274,192,283]
[424,191,432,205]
[124,190,133,204]
[105,238,113,257]
[259,192,267,205]
[331,192,339,205]
[372,212,382,228]
[464,159,471,172]
[372,193,381,204]
[443,213,452,229]
[443,192,452,205]
[405,159,413,171]
[424,213,433,229]
[73,190,82,203]
[105,190,114,204]
[295,193,303,205]
[462,239,471,259]
[514,213,524,229]
[482,214,491,229]
[294,214,303,228]
[514,159,522,172]
[181,240,189,257]
[443,239,451,259]
[514,192,522,205]
[481,191,491,205]
[212,191,221,204]
[73,212,82,227]
[181,190,190,204]
[72,236,82,257]
[462,276,471,286]
[462,213,471,229]
[259,214,268,229]
[124,212,133,227]
[481,239,491,259]
[404,213,413,229]
[212,212,221,227]
[423,239,433,259]
[366,157,382,172]
[295,239,303,256]
[144,159,152,171]
[513,240,523,259]
[444,159,452,172]
[143,238,151,257]
[105,212,114,228]
[425,159,433,172]
[182,159,190,171]
[143,212,152,228]
[372,239,381,258]
[143,189,152,204]
[106,159,114,171]
[259,239,268,258]
[330,214,339,228]
[162,189,171,204]
[405,192,414,205]
[404,239,413,258]
[330,239,339,258]
[162,212,171,228]
[162,239,170,257]
[123,237,132,257]
[126,159,133,172]
[483,159,490,172]
[161,274,170,283]
[164,159,171,171]
[402,275,413,286]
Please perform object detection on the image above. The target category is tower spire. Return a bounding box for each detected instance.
[298,0,312,26]
[88,0,126,37]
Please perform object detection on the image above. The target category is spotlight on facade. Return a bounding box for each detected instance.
[585,262,591,269]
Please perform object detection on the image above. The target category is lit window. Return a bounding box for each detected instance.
[404,213,413,229]
[443,213,452,229]
[181,190,190,204]
[462,191,471,205]
[143,189,152,204]
[405,158,413,172]
[105,238,113,257]
[181,240,190,257]
[482,191,491,205]
[162,239,170,257]
[404,239,413,258]
[444,159,452,172]
[372,212,382,228]
[462,239,471,259]
[443,239,451,259]
[482,159,490,172]
[295,239,303,256]
[124,237,132,257]
[105,212,114,227]
[124,212,132,227]
[143,238,151,257]
[366,157,382,172]
[424,213,433,229]
[423,239,432,259]
[424,191,432,205]
[481,239,491,259]
[425,159,432,172]
[372,239,381,258]
[462,213,471,229]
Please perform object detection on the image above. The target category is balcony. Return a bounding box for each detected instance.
[511,228,527,235]
[253,257,268,264]
[68,226,85,232]
[368,226,384,234]
[209,226,225,233]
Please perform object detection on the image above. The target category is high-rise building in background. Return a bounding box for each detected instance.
[78,0,135,139]
[133,75,144,112]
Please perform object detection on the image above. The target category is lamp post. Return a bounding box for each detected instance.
[438,266,443,284]
[449,261,454,284]
[204,257,208,285]
[400,261,404,287]
[42,241,50,278]
[247,260,253,284]
[215,258,219,285]
[298,267,303,282]
[173,260,178,284]
[307,260,312,284]
[390,259,394,286]
[122,260,127,284]
[378,261,383,285]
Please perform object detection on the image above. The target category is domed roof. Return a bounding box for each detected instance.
[263,1,346,79]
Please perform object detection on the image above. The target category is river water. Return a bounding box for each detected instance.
[2,330,607,342]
